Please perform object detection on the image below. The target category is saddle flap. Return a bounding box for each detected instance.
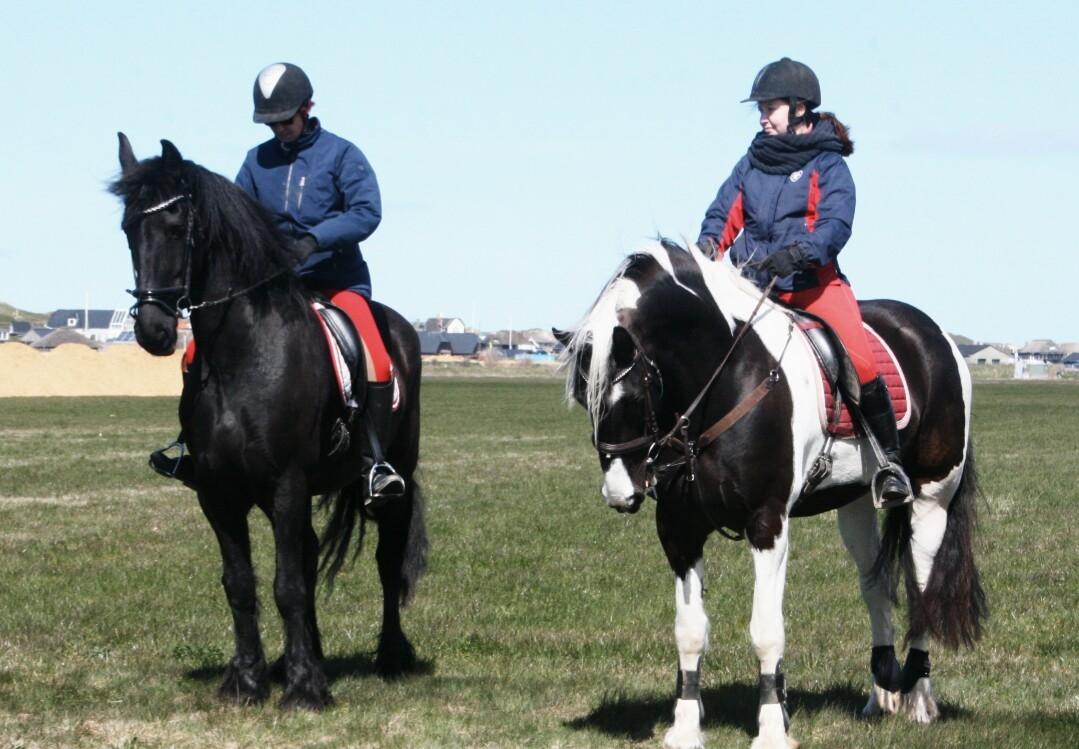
[312,301,364,409]
[790,309,862,405]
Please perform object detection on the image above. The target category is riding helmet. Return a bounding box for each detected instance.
[252,63,313,124]
[741,57,821,109]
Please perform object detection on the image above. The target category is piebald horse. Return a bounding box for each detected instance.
[558,239,985,749]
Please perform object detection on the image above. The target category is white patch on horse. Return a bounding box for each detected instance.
[645,239,702,299]
[257,63,288,98]
[601,458,636,509]
[837,495,896,647]
[902,677,939,724]
[666,561,708,749]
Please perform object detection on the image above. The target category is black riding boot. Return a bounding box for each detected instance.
[149,432,197,487]
[859,376,913,507]
[363,381,406,507]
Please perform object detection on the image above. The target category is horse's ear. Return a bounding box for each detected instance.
[118,132,137,174]
[552,327,574,347]
[160,139,183,176]
[611,326,635,368]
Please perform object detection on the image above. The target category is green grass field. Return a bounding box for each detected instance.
[0,381,1076,748]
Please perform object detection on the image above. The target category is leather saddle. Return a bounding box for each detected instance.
[786,307,862,408]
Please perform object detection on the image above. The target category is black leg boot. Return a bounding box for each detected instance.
[859,376,913,507]
[363,381,406,508]
[149,431,197,487]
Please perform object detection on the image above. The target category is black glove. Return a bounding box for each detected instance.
[697,236,719,257]
[291,234,319,264]
[758,244,808,278]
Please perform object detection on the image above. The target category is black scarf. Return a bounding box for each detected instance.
[747,121,847,175]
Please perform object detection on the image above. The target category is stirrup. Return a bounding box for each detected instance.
[148,440,196,485]
[365,461,406,508]
[872,463,914,509]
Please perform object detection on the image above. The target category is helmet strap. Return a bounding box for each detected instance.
[786,97,804,133]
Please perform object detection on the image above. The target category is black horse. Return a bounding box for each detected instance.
[558,240,986,749]
[111,135,427,709]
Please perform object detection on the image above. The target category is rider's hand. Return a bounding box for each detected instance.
[290,234,319,264]
[758,244,807,278]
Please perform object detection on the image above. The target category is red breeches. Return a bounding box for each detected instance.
[777,277,879,385]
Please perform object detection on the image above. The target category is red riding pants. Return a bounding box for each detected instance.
[181,289,392,383]
[777,273,879,385]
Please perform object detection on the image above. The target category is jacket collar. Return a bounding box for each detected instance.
[279,117,323,155]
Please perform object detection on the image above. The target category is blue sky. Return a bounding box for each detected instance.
[1,1,1074,343]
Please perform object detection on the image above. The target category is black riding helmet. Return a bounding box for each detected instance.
[741,57,821,110]
[252,62,313,124]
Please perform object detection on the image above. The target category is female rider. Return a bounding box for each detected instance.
[697,57,912,506]
[151,62,404,504]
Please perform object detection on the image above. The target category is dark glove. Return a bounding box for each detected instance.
[758,244,808,278]
[697,236,720,258]
[291,234,319,264]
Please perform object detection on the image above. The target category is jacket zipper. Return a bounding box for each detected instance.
[297,176,306,210]
[283,161,294,212]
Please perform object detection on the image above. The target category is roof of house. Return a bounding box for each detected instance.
[957,344,984,357]
[29,328,102,350]
[418,332,479,356]
[46,309,126,329]
[1019,339,1059,354]
[9,320,32,335]
[422,316,465,333]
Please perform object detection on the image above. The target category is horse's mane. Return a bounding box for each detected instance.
[110,156,306,310]
[561,238,779,426]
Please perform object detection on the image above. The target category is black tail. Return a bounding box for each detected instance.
[316,475,428,603]
[317,483,367,590]
[398,475,428,606]
[878,437,988,650]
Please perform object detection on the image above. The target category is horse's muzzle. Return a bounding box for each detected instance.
[604,491,645,514]
[134,308,178,356]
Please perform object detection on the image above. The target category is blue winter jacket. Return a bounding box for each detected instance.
[698,127,855,292]
[236,120,381,297]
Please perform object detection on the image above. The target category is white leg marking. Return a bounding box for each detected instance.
[837,495,896,647]
[837,496,902,717]
[664,561,708,749]
[750,523,795,748]
[863,681,902,718]
[902,677,939,724]
[600,458,636,509]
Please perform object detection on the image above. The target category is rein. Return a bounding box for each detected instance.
[591,277,788,538]
[124,193,287,319]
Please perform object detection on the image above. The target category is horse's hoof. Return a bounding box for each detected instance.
[376,630,417,678]
[279,681,334,711]
[901,678,939,724]
[218,662,269,705]
[861,682,901,718]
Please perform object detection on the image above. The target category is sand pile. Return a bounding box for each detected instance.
[0,344,183,397]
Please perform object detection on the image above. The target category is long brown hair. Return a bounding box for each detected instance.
[815,111,854,156]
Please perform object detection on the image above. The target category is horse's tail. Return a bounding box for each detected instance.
[317,484,368,590]
[317,475,428,603]
[878,436,988,650]
[398,475,429,606]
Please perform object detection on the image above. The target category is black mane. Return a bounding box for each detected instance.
[110,155,306,310]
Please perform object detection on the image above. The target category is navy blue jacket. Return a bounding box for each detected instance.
[236,120,381,297]
[698,133,855,292]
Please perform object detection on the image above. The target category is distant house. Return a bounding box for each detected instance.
[418,332,480,356]
[1063,353,1079,370]
[957,344,1014,365]
[423,316,466,334]
[46,309,133,343]
[1018,339,1063,363]
[29,328,102,351]
[0,320,33,342]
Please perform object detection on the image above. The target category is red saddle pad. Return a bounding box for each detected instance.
[815,324,910,439]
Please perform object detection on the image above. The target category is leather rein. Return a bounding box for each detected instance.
[124,193,286,319]
[591,278,786,502]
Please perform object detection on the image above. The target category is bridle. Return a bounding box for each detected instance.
[588,278,788,500]
[123,192,287,319]
[124,193,195,318]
